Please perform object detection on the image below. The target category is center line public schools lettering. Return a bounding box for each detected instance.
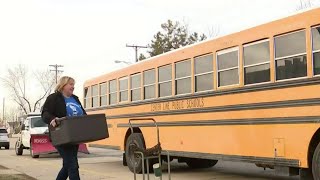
[150,98,204,112]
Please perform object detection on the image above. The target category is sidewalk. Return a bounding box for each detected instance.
[0,165,36,180]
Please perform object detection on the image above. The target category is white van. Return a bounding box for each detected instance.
[15,115,48,158]
[15,114,89,158]
[0,127,10,149]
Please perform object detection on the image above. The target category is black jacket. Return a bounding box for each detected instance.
[41,91,87,124]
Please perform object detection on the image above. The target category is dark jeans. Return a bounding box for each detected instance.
[55,144,80,180]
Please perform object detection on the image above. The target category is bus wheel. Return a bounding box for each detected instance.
[312,142,320,179]
[125,133,145,173]
[186,158,218,169]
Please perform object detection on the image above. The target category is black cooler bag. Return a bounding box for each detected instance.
[50,114,109,146]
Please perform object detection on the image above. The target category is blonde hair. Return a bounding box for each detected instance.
[54,76,75,92]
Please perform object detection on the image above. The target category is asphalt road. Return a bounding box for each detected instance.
[0,137,301,180]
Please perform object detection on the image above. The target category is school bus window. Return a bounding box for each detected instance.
[275,30,307,80]
[143,69,155,100]
[91,84,99,107]
[217,47,239,87]
[84,87,90,108]
[119,77,128,102]
[100,82,107,106]
[158,65,172,97]
[175,59,191,95]
[131,73,141,102]
[195,54,213,92]
[312,26,320,75]
[243,40,270,85]
[109,79,117,105]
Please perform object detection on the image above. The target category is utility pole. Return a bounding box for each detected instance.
[126,44,148,62]
[2,98,4,127]
[49,64,64,84]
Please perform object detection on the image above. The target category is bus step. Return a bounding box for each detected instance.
[275,166,299,176]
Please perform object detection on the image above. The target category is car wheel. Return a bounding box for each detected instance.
[15,141,23,155]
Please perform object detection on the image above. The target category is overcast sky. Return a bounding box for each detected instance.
[1,0,319,110]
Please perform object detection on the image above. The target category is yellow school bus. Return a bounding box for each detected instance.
[84,7,320,178]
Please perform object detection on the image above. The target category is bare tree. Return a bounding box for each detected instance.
[1,64,55,115]
[296,0,313,11]
[3,106,17,126]
[0,114,3,125]
[207,25,220,39]
[33,69,56,111]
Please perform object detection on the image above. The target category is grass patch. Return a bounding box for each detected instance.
[0,174,37,180]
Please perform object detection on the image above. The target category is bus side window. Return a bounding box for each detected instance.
[143,69,156,100]
[109,79,117,105]
[158,65,172,97]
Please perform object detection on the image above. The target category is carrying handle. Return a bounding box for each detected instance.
[49,117,66,131]
[55,117,66,125]
[55,117,66,126]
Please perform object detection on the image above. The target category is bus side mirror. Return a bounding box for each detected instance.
[21,124,25,130]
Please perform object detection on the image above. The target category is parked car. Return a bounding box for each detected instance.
[0,127,10,149]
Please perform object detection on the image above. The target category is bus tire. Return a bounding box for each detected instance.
[125,133,145,173]
[312,142,320,179]
[300,168,313,180]
[186,158,218,169]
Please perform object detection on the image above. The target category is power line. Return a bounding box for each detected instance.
[49,64,64,84]
[126,44,148,62]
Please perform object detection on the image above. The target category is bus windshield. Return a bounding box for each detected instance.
[30,117,47,128]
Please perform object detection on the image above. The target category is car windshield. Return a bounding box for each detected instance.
[31,117,47,128]
[0,129,7,133]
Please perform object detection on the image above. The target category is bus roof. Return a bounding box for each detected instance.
[84,7,320,86]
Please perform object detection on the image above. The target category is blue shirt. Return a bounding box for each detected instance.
[64,96,84,117]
